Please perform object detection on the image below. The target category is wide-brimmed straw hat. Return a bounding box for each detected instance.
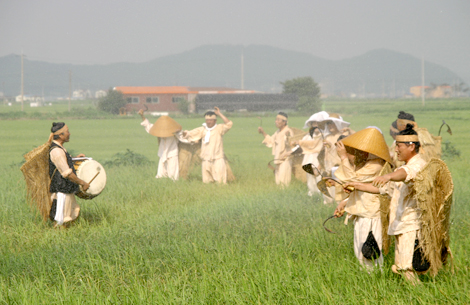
[340,128,392,164]
[149,116,182,137]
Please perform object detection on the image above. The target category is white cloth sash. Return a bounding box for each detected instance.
[202,123,217,144]
[54,192,66,225]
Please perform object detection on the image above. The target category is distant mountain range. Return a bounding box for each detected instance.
[0,45,465,98]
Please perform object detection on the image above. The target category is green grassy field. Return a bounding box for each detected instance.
[1,99,469,304]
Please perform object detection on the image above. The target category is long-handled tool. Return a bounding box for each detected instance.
[323,212,345,234]
[438,120,452,136]
[302,163,354,198]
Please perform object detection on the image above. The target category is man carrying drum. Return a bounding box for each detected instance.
[49,122,90,227]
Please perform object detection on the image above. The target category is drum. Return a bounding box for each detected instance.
[73,159,107,200]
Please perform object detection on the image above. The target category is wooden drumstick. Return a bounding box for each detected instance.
[88,168,101,184]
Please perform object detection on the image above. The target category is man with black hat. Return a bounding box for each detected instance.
[139,109,186,180]
[344,124,427,283]
[390,111,440,168]
[182,107,233,184]
[258,112,293,187]
[49,122,90,227]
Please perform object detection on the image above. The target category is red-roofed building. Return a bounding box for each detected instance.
[114,86,256,113]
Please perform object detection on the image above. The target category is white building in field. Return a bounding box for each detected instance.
[95,90,107,98]
[15,95,45,104]
[72,89,92,99]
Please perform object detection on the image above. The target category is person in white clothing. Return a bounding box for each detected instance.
[138,109,186,180]
[182,107,233,184]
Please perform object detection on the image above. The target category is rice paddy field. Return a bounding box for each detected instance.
[0,98,469,304]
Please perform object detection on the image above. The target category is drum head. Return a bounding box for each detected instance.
[76,159,107,197]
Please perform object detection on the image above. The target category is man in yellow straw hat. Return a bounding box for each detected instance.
[258,112,294,187]
[48,122,90,227]
[332,127,392,269]
[344,124,428,283]
[139,109,186,180]
[182,106,233,184]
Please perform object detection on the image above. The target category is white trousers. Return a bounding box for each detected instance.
[156,155,179,180]
[353,216,384,269]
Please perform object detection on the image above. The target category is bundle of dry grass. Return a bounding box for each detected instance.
[378,162,393,255]
[414,158,453,276]
[178,142,235,182]
[416,127,442,161]
[20,142,52,221]
[288,127,308,183]
[178,142,200,180]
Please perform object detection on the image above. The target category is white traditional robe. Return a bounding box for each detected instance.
[184,121,233,183]
[262,126,293,187]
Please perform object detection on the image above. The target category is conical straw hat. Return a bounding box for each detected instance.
[340,128,392,164]
[149,116,182,137]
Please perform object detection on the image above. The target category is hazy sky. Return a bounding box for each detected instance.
[1,0,469,82]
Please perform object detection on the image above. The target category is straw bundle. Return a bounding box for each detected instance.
[224,157,236,182]
[178,142,201,180]
[287,127,307,144]
[416,128,442,162]
[292,154,307,183]
[378,162,393,254]
[287,127,308,183]
[20,143,52,221]
[178,142,235,182]
[414,158,454,276]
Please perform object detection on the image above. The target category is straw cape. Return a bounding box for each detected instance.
[340,128,392,164]
[20,142,52,221]
[413,158,454,276]
[378,162,393,254]
[149,116,182,137]
[416,127,442,161]
[288,127,308,183]
[177,142,235,182]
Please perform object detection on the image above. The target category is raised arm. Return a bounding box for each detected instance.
[138,109,146,122]
[214,107,230,124]
[258,126,268,137]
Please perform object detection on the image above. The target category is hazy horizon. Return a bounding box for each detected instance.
[1,0,469,83]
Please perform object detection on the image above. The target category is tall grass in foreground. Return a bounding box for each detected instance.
[1,99,469,303]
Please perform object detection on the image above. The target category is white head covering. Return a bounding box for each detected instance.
[325,113,350,132]
[303,111,329,129]
[366,126,383,134]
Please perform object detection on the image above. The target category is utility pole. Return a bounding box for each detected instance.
[69,70,72,112]
[421,56,425,106]
[241,50,244,90]
[21,53,24,111]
